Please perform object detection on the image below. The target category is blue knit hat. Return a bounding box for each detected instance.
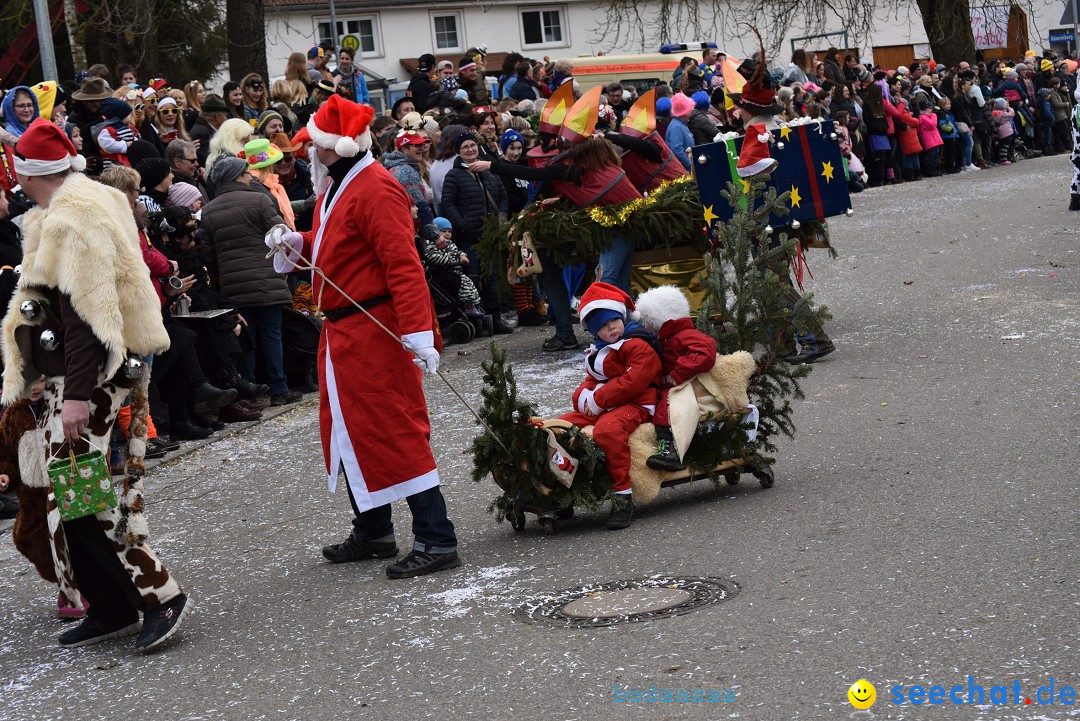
[656,97,672,117]
[500,129,524,153]
[433,217,452,231]
[692,90,711,110]
[100,98,132,122]
[585,308,624,337]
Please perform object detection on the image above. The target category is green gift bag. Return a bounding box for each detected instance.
[48,442,117,522]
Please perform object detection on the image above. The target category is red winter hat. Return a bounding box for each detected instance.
[578,281,640,331]
[307,94,375,158]
[13,117,86,177]
[736,122,777,178]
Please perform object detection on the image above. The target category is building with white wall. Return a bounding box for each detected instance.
[261,0,1070,101]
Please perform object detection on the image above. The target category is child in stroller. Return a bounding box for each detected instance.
[417,218,489,344]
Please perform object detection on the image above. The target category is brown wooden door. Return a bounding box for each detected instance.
[872,44,915,70]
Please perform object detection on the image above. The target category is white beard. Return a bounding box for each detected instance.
[309,145,331,197]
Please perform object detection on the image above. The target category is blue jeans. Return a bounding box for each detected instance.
[346,482,458,554]
[539,256,575,339]
[239,305,288,394]
[960,131,974,167]
[596,232,633,293]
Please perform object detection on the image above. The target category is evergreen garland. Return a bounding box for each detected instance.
[696,178,832,452]
[477,177,706,274]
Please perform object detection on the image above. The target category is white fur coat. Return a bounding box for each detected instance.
[2,173,170,403]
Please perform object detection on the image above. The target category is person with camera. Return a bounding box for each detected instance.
[2,119,189,652]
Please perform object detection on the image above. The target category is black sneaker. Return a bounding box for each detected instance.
[385,550,462,579]
[149,437,182,453]
[135,593,189,653]
[606,495,634,530]
[321,534,399,563]
[271,390,303,406]
[542,334,581,352]
[58,616,140,648]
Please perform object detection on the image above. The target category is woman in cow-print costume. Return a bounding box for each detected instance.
[1070,86,1080,210]
[2,119,190,653]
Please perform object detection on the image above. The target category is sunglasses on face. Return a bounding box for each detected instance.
[144,98,158,105]
[247,82,263,90]
[160,108,178,115]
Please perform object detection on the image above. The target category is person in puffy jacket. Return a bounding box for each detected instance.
[199,157,301,405]
[915,99,943,177]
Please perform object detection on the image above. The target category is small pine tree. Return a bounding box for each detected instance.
[470,345,610,518]
[696,178,832,453]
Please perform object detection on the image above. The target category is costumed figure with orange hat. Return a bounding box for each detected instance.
[470,85,644,351]
[601,89,689,193]
[557,282,663,529]
[2,118,189,652]
[265,95,461,579]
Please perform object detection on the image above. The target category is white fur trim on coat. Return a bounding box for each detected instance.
[306,117,373,158]
[1,174,170,403]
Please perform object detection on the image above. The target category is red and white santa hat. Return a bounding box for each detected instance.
[13,118,86,176]
[736,122,777,178]
[578,281,641,331]
[306,93,375,158]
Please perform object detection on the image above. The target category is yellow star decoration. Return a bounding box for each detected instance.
[820,161,835,183]
[740,178,751,193]
[789,185,802,208]
[779,126,792,140]
[703,204,719,224]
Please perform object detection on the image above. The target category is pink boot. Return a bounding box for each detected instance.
[57,592,89,621]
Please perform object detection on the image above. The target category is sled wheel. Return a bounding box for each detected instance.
[555,506,574,520]
[753,465,775,489]
[507,506,526,531]
[449,320,473,345]
[539,517,557,536]
[723,472,741,486]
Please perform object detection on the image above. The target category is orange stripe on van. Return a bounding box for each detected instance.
[573,62,679,74]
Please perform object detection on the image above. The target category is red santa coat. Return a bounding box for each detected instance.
[300,154,442,511]
[657,318,717,385]
[570,337,662,414]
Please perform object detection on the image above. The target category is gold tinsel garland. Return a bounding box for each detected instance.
[585,176,694,228]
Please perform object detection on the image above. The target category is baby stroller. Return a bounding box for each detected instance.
[414,238,490,345]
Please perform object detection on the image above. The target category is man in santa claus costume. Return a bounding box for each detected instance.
[266,95,460,579]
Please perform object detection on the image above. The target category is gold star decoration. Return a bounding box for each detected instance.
[789,185,802,208]
[703,204,719,225]
[820,160,835,182]
[779,126,792,140]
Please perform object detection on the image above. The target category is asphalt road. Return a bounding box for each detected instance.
[1,155,1078,721]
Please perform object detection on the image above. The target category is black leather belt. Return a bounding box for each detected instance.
[322,295,391,322]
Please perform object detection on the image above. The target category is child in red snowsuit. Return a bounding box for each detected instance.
[635,286,717,471]
[559,282,662,529]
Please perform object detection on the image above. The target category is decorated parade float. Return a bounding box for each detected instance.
[472,48,852,534]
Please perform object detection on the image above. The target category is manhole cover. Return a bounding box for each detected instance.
[515,577,739,628]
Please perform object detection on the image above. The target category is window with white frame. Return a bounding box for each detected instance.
[316,15,381,57]
[520,6,567,48]
[431,11,463,52]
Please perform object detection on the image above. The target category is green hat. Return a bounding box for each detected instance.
[240,138,282,170]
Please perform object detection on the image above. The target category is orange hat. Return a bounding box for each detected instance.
[539,81,576,135]
[291,127,311,147]
[559,85,602,145]
[307,94,375,157]
[621,88,657,138]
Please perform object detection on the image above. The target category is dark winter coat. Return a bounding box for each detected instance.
[822,58,845,86]
[687,109,719,145]
[509,78,542,101]
[408,72,437,114]
[439,158,508,246]
[189,118,217,167]
[198,179,292,308]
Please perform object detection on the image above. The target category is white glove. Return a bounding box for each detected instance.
[264,224,304,272]
[411,346,440,374]
[578,388,603,416]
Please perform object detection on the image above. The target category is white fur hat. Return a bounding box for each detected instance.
[635,285,691,330]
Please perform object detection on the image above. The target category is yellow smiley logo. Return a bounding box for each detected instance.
[848,679,876,709]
